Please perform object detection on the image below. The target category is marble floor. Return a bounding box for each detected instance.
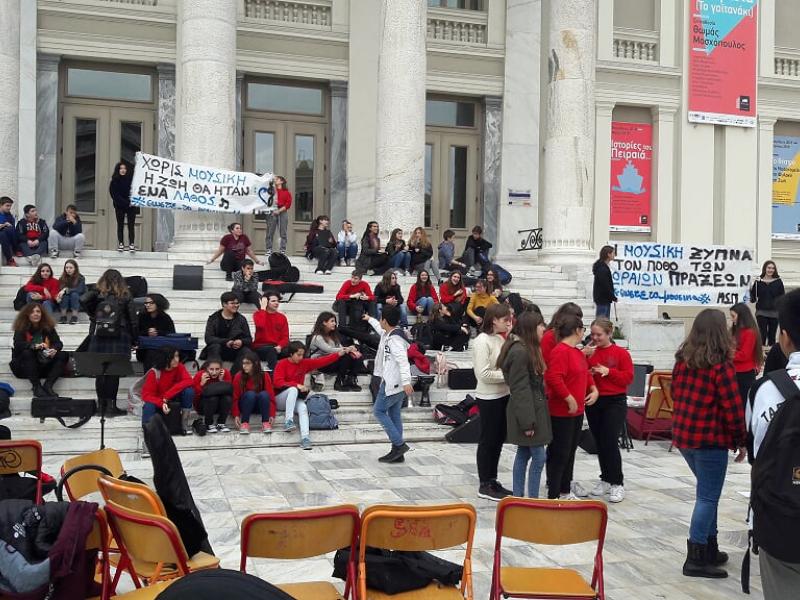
[43,439,761,600]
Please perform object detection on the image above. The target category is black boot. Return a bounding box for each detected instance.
[346,375,362,392]
[706,535,729,566]
[682,540,727,578]
[30,379,47,398]
[42,379,58,398]
[334,375,348,392]
[378,443,410,463]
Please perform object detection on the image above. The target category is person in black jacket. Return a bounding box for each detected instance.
[592,245,617,318]
[109,160,136,252]
[373,271,409,327]
[459,226,492,275]
[136,293,176,369]
[430,302,470,351]
[10,302,69,397]
[306,215,338,274]
[15,205,49,265]
[356,221,389,274]
[48,204,85,259]
[201,292,253,373]
[750,260,785,346]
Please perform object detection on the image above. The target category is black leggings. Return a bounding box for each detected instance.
[476,396,509,485]
[201,394,232,426]
[220,250,243,276]
[736,370,757,415]
[312,246,338,272]
[319,353,360,378]
[115,207,137,245]
[11,349,68,382]
[585,395,627,486]
[546,415,583,498]
[756,316,779,346]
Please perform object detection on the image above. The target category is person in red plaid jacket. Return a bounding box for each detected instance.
[671,309,747,580]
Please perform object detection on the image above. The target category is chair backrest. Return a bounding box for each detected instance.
[627,363,653,398]
[104,500,191,576]
[644,371,674,419]
[97,474,167,516]
[495,498,607,547]
[0,440,43,503]
[61,448,124,501]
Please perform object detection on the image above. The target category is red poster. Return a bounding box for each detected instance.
[610,122,653,233]
[688,0,758,127]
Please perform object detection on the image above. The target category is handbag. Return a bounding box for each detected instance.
[434,351,457,389]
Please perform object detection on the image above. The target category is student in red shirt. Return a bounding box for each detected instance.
[584,318,634,503]
[192,358,233,432]
[272,341,345,449]
[671,309,747,579]
[334,270,376,326]
[265,175,292,255]
[730,303,763,412]
[141,346,195,433]
[407,269,440,317]
[541,302,584,365]
[252,292,290,370]
[438,271,468,319]
[543,314,598,500]
[24,263,60,315]
[232,350,276,435]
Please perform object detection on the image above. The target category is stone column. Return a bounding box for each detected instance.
[374,0,426,237]
[759,0,775,78]
[18,0,37,210]
[597,0,614,62]
[174,0,237,251]
[235,71,244,170]
[482,96,502,247]
[329,80,348,227]
[0,1,20,203]
[756,117,776,263]
[658,0,677,67]
[592,101,614,250]
[155,63,176,252]
[540,0,597,263]
[36,54,60,223]
[651,105,676,242]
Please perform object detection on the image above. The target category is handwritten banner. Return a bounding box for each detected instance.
[130,152,277,215]
[612,242,754,306]
[610,122,652,232]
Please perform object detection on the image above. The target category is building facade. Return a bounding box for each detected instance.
[1,0,799,274]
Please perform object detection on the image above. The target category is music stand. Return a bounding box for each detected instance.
[73,353,134,450]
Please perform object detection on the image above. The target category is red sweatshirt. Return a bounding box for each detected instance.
[544,342,593,417]
[733,328,759,373]
[336,280,374,301]
[407,284,439,312]
[276,188,292,210]
[141,364,193,407]
[273,354,340,389]
[541,329,557,364]
[231,372,276,418]
[252,310,290,349]
[24,277,60,298]
[191,368,232,397]
[438,283,467,306]
[587,344,634,396]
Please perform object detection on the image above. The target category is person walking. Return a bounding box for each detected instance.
[473,303,514,501]
[109,161,136,252]
[498,311,550,498]
[264,175,291,256]
[730,302,763,412]
[750,260,785,347]
[585,317,634,503]
[10,302,69,398]
[671,309,747,579]
[592,245,617,318]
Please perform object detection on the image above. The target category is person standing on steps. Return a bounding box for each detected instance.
[671,309,747,579]
[109,161,137,252]
[141,346,195,434]
[592,245,617,318]
[0,196,17,267]
[264,175,291,257]
[363,306,414,464]
[750,260,785,347]
[207,223,264,281]
[11,303,68,398]
[473,303,514,501]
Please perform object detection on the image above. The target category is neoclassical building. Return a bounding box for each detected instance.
[1,0,799,275]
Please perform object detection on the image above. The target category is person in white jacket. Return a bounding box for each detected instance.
[337,220,359,267]
[364,306,413,463]
[472,302,514,501]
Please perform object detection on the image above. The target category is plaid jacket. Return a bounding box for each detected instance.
[671,360,747,450]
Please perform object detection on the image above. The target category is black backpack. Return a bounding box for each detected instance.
[267,253,300,283]
[94,295,123,338]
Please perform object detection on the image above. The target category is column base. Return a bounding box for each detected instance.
[536,246,596,265]
[172,212,229,254]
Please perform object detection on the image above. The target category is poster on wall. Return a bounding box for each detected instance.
[610,122,652,233]
[772,136,800,240]
[612,241,754,306]
[688,0,758,128]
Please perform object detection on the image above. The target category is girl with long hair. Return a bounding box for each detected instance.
[541,302,584,363]
[385,228,411,275]
[109,160,136,252]
[429,302,470,351]
[24,263,59,314]
[140,346,195,432]
[498,311,550,498]
[485,268,504,299]
[356,221,389,274]
[671,309,747,579]
[10,302,68,397]
[473,303,514,501]
[232,350,276,434]
[374,270,408,327]
[407,269,440,318]
[439,270,469,318]
[265,175,291,255]
[749,260,785,346]
[730,303,763,411]
[466,279,499,329]
[408,227,440,281]
[308,311,363,392]
[136,293,176,369]
[592,245,617,318]
[306,214,338,274]
[56,259,86,324]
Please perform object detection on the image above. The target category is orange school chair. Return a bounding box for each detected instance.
[490,498,608,600]
[240,504,360,600]
[0,440,44,504]
[358,503,477,600]
[625,370,674,445]
[60,447,125,501]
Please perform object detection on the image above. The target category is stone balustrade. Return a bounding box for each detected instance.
[612,29,658,63]
[427,7,487,45]
[244,0,331,28]
[100,0,158,5]
[775,49,800,78]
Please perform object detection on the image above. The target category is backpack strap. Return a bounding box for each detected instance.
[766,369,800,403]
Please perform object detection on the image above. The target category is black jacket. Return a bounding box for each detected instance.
[52,214,83,237]
[15,218,49,244]
[309,229,336,250]
[464,236,492,257]
[80,290,138,339]
[374,284,404,307]
[109,175,133,209]
[204,310,252,347]
[592,260,617,304]
[408,241,433,267]
[750,278,785,312]
[138,311,176,337]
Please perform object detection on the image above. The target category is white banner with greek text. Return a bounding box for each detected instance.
[611,242,754,306]
[129,152,277,215]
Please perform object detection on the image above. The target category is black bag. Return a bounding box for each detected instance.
[31,397,96,428]
[578,428,598,454]
[163,401,183,435]
[411,321,433,350]
[202,381,233,397]
[94,295,123,338]
[261,281,322,300]
[173,265,203,291]
[192,419,208,437]
[0,389,10,420]
[447,368,477,390]
[445,415,481,443]
[332,547,432,595]
[13,286,27,310]
[124,275,148,298]
[268,252,291,276]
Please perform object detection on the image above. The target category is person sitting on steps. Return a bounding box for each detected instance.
[201,292,252,373]
[0,196,17,267]
[385,228,411,275]
[232,259,261,308]
[407,269,440,319]
[24,263,60,315]
[141,345,195,434]
[306,214,338,275]
[252,292,290,371]
[308,311,363,392]
[466,279,499,330]
[336,219,358,267]
[15,205,49,266]
[459,225,492,276]
[55,259,86,325]
[136,293,176,370]
[10,302,69,398]
[48,204,85,259]
[429,302,470,352]
[334,270,376,327]
[232,350,276,435]
[192,358,232,433]
[374,270,409,328]
[207,223,264,282]
[356,221,389,275]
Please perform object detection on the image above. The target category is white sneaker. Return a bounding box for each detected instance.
[609,485,625,503]
[339,259,346,267]
[324,270,332,275]
[559,492,579,500]
[218,424,230,433]
[590,481,611,497]
[50,249,59,258]
[207,423,217,433]
[571,481,589,498]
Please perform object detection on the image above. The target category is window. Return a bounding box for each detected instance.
[247,82,323,114]
[426,100,476,128]
[120,122,142,165]
[254,132,275,175]
[428,0,484,10]
[294,135,315,222]
[449,146,468,228]
[74,119,98,213]
[424,144,433,227]
[67,68,152,102]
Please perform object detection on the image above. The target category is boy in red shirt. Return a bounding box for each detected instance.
[334,270,376,327]
[252,292,290,370]
[192,358,233,432]
[141,346,195,434]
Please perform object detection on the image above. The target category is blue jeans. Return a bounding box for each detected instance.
[239,390,272,424]
[389,251,411,271]
[58,290,80,312]
[414,296,435,316]
[377,302,409,327]
[513,445,546,498]
[679,448,729,544]
[142,387,194,425]
[595,303,611,318]
[27,293,56,315]
[373,382,405,446]
[337,242,358,261]
[0,227,15,261]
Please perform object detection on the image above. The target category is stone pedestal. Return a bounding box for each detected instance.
[0,1,20,203]
[36,54,60,223]
[173,0,237,251]
[539,0,597,264]
[374,0,426,238]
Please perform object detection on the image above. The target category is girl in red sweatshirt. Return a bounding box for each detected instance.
[141,346,195,433]
[232,350,276,434]
[543,314,598,500]
[438,271,468,318]
[730,303,763,411]
[252,293,290,370]
[192,358,233,432]
[24,263,60,315]
[585,318,634,503]
[542,302,584,365]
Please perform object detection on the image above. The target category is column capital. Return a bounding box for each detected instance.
[596,100,615,117]
[651,105,678,122]
[157,63,175,79]
[37,53,60,72]
[485,95,503,110]
[758,116,778,131]
[329,80,348,98]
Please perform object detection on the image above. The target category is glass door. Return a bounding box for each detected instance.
[243,120,286,254]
